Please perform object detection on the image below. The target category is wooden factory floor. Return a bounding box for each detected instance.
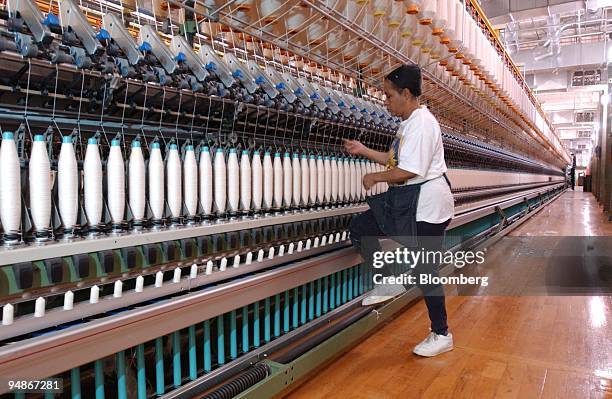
[282,189,612,399]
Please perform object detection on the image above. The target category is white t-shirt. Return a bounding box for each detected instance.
[386,107,454,223]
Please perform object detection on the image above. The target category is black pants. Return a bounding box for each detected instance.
[349,210,450,335]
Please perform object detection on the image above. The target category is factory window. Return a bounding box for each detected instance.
[571,70,601,86]
[575,111,595,123]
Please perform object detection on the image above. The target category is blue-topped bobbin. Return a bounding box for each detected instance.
[139,42,152,53]
[2,132,13,140]
[111,139,121,147]
[242,150,249,155]
[151,142,161,149]
[88,137,97,145]
[186,145,194,151]
[170,143,178,150]
[216,148,223,153]
[34,134,45,142]
[42,13,59,27]
[229,148,236,153]
[131,140,141,148]
[201,146,209,152]
[96,29,111,41]
[62,136,73,144]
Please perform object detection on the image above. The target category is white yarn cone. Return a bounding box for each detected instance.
[148,142,165,220]
[251,150,262,211]
[58,136,78,229]
[292,153,301,207]
[227,148,240,213]
[213,148,226,214]
[84,138,103,226]
[184,145,198,217]
[240,150,252,212]
[107,139,125,224]
[282,152,292,208]
[29,135,51,232]
[263,151,273,210]
[273,153,283,208]
[128,140,145,221]
[166,144,182,219]
[199,147,213,215]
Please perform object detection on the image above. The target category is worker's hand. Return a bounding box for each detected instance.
[344,139,366,156]
[363,173,377,190]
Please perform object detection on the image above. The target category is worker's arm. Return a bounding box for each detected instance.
[363,168,416,190]
[343,139,389,165]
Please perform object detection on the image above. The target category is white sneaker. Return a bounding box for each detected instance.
[361,283,406,306]
[413,332,453,357]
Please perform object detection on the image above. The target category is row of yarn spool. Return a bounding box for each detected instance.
[208,0,553,143]
[0,132,388,242]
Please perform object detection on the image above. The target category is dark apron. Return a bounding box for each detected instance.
[366,173,452,248]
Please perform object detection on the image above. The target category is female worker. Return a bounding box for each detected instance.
[344,63,454,357]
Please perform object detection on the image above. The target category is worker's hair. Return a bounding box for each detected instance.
[385,64,422,98]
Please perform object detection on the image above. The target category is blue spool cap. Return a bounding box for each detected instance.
[216,148,223,153]
[229,148,236,153]
[88,137,97,145]
[310,154,315,159]
[62,136,72,144]
[139,42,152,53]
[293,153,299,158]
[253,150,260,155]
[170,143,178,150]
[255,76,266,85]
[42,13,59,27]
[331,156,336,160]
[201,146,210,152]
[264,151,270,156]
[3,132,14,140]
[284,152,290,157]
[317,155,323,160]
[310,93,319,100]
[301,154,307,158]
[151,142,161,149]
[131,140,141,148]
[295,88,303,96]
[175,52,186,63]
[96,29,111,41]
[186,145,194,151]
[111,139,121,146]
[242,150,249,155]
[34,134,45,142]
[275,82,286,90]
[324,156,329,160]
[232,70,243,79]
[205,62,217,71]
[274,152,280,157]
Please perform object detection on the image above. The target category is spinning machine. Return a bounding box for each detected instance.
[0,0,567,397]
